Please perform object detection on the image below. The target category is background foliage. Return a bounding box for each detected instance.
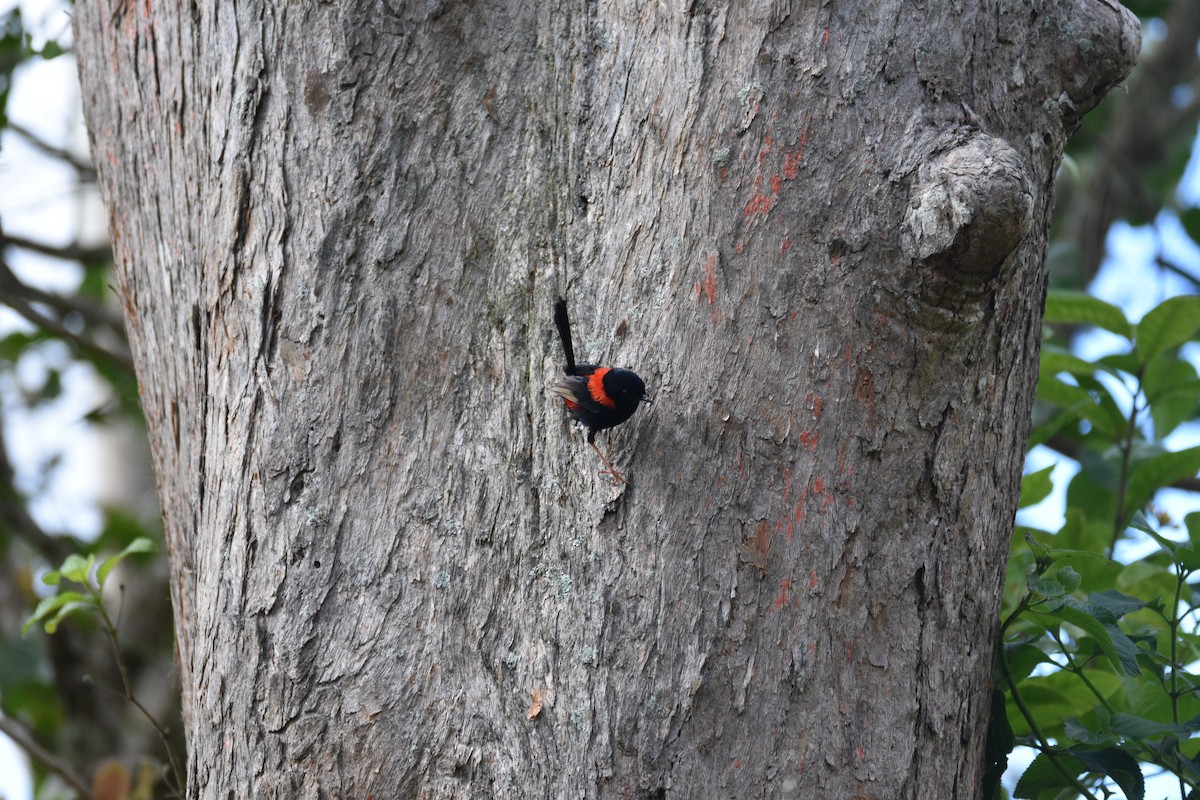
[0,1,1196,798]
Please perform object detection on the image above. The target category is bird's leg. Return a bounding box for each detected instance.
[589,439,628,484]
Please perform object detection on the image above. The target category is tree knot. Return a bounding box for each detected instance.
[901,133,1033,322]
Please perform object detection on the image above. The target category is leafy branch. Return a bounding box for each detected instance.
[992,291,1200,800]
[23,539,186,798]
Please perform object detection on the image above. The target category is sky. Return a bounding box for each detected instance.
[0,1,1198,799]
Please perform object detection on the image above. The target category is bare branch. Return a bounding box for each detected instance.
[1,230,113,265]
[0,258,133,369]
[0,715,90,798]
[0,264,127,337]
[1044,433,1200,494]
[6,121,96,178]
[1154,253,1200,292]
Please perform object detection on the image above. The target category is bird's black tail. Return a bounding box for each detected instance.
[553,297,577,374]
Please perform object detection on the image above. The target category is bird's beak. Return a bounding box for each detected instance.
[641,393,654,405]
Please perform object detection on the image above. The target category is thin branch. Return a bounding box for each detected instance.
[1154,253,1200,292]
[0,258,127,337]
[6,121,96,178]
[0,716,90,798]
[0,288,133,369]
[1,230,113,265]
[0,252,131,368]
[1000,648,1101,800]
[97,594,186,796]
[1044,433,1200,494]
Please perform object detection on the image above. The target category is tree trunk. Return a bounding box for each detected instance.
[75,2,1138,797]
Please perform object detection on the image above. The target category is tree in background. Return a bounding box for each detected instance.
[0,5,177,798]
[0,1,1195,799]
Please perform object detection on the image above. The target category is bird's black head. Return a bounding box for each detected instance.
[604,368,653,411]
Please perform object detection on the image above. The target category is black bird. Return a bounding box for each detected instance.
[550,297,652,483]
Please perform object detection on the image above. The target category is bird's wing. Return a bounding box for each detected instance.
[549,375,609,414]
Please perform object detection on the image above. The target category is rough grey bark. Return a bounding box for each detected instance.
[75,2,1138,798]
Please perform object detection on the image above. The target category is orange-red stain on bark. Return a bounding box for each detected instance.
[808,568,818,589]
[758,135,773,166]
[695,253,718,306]
[744,190,775,218]
[781,239,792,253]
[782,143,804,179]
[854,368,876,416]
[812,394,824,420]
[773,577,791,611]
[798,429,818,450]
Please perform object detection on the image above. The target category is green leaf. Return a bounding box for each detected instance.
[1096,352,1142,376]
[96,537,156,586]
[1005,643,1055,685]
[1027,406,1086,449]
[1142,353,1199,403]
[1125,446,1200,526]
[1126,510,1197,569]
[1086,590,1145,620]
[1020,465,1055,509]
[1006,670,1125,739]
[21,592,92,635]
[1072,747,1144,800]
[1031,598,1141,676]
[1044,290,1132,338]
[1057,566,1081,593]
[38,39,63,59]
[0,331,43,363]
[1064,716,1118,746]
[42,601,95,634]
[48,553,93,587]
[1024,533,1054,569]
[1049,508,1110,556]
[1134,296,1200,363]
[1014,752,1084,798]
[1187,512,1200,546]
[1029,567,1076,600]
[1148,378,1200,439]
[1040,346,1102,379]
[1074,373,1130,439]
[1108,712,1200,740]
[1181,207,1200,244]
[1066,467,1118,527]
[1034,376,1124,439]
